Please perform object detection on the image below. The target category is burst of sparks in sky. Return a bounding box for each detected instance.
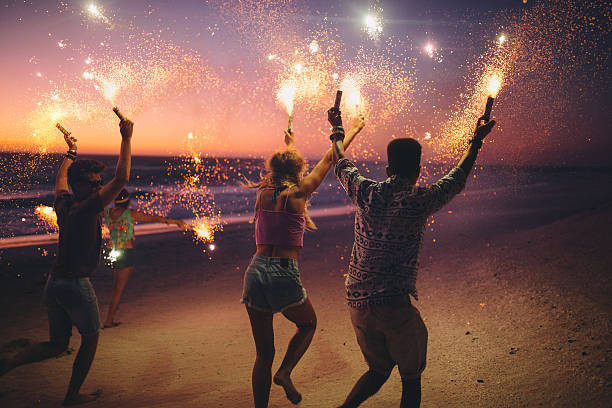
[364,13,383,40]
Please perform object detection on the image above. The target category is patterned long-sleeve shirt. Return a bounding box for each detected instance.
[335,158,467,308]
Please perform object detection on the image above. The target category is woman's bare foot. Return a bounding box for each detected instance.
[62,389,101,406]
[273,372,302,404]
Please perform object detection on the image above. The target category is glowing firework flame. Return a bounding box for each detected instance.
[364,13,383,40]
[309,40,319,53]
[487,72,503,98]
[103,247,122,265]
[86,3,111,26]
[276,82,297,115]
[192,217,222,244]
[342,76,362,115]
[34,205,58,231]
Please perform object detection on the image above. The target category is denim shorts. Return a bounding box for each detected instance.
[43,276,101,344]
[241,254,307,313]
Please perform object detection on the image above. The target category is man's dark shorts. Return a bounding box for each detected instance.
[349,297,428,379]
[44,276,101,344]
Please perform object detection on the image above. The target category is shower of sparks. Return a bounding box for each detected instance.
[87,4,103,18]
[364,13,383,40]
[424,43,435,58]
[3,0,610,241]
[309,40,319,53]
[276,81,297,116]
[34,205,58,231]
[341,76,363,117]
[192,216,222,244]
[487,73,503,98]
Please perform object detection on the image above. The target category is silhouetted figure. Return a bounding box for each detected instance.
[0,116,134,406]
[241,113,364,407]
[332,117,495,408]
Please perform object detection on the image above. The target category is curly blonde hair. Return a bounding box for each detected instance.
[245,149,316,230]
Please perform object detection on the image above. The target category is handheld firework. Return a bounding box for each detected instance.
[482,73,502,121]
[112,107,125,121]
[329,90,345,144]
[483,97,494,122]
[55,123,71,137]
[334,90,343,110]
[288,115,293,133]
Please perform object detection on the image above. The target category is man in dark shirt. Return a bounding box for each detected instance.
[329,108,495,408]
[1,115,133,406]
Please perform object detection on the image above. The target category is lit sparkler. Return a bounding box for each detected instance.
[192,217,222,244]
[342,76,362,115]
[34,205,58,231]
[277,82,297,132]
[483,72,503,121]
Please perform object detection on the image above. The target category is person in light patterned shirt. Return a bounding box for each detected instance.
[328,107,496,408]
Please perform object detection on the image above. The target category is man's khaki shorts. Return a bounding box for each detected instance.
[349,298,427,379]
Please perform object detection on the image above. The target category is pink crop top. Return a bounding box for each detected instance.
[255,186,306,247]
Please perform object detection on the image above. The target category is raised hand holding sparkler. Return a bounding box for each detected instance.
[284,129,295,148]
[57,123,77,153]
[112,106,126,121]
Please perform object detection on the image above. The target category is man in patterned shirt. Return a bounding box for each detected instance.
[328,108,495,407]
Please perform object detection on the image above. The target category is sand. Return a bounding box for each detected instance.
[0,200,610,407]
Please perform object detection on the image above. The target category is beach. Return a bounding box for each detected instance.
[1,175,611,407]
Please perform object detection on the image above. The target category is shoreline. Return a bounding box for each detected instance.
[0,204,355,249]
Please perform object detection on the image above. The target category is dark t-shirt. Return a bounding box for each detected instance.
[51,191,104,278]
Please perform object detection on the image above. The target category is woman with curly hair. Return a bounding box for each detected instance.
[241,109,364,407]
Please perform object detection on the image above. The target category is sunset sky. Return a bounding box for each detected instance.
[0,0,609,165]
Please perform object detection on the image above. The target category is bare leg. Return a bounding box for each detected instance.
[104,266,134,327]
[400,376,421,408]
[0,340,68,376]
[273,297,317,405]
[338,369,390,408]
[246,306,275,408]
[62,332,100,406]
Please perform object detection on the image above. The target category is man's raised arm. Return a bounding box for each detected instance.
[98,118,133,207]
[457,117,496,176]
[55,133,78,196]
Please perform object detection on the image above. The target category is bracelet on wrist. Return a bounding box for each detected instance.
[330,132,345,142]
[65,150,77,160]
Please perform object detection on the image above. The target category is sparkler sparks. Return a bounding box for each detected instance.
[364,13,383,40]
[276,82,297,116]
[192,216,223,245]
[309,40,319,53]
[424,43,435,58]
[34,205,58,231]
[87,4,103,19]
[487,72,503,98]
[341,76,362,116]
